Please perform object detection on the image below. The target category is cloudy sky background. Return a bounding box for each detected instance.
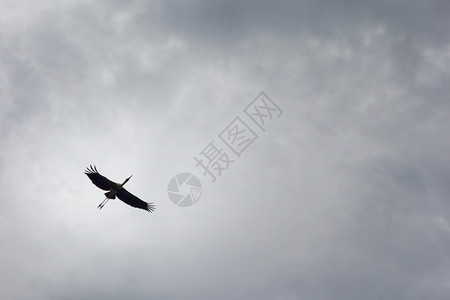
[1,0,450,299]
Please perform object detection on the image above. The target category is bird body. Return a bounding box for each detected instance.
[104,176,131,199]
[84,165,155,212]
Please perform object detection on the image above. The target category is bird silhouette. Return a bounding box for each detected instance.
[84,165,155,212]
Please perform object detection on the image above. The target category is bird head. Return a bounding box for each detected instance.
[122,175,133,185]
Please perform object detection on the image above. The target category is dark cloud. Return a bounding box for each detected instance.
[1,0,449,299]
[161,0,450,43]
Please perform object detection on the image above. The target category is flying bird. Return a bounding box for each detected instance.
[84,165,155,212]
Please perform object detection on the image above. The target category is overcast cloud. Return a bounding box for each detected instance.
[1,0,450,299]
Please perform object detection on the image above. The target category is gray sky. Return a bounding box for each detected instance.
[1,0,450,299]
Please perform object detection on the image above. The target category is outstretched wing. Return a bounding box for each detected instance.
[116,188,155,212]
[84,165,114,191]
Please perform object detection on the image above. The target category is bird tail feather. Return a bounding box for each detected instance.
[104,191,116,199]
